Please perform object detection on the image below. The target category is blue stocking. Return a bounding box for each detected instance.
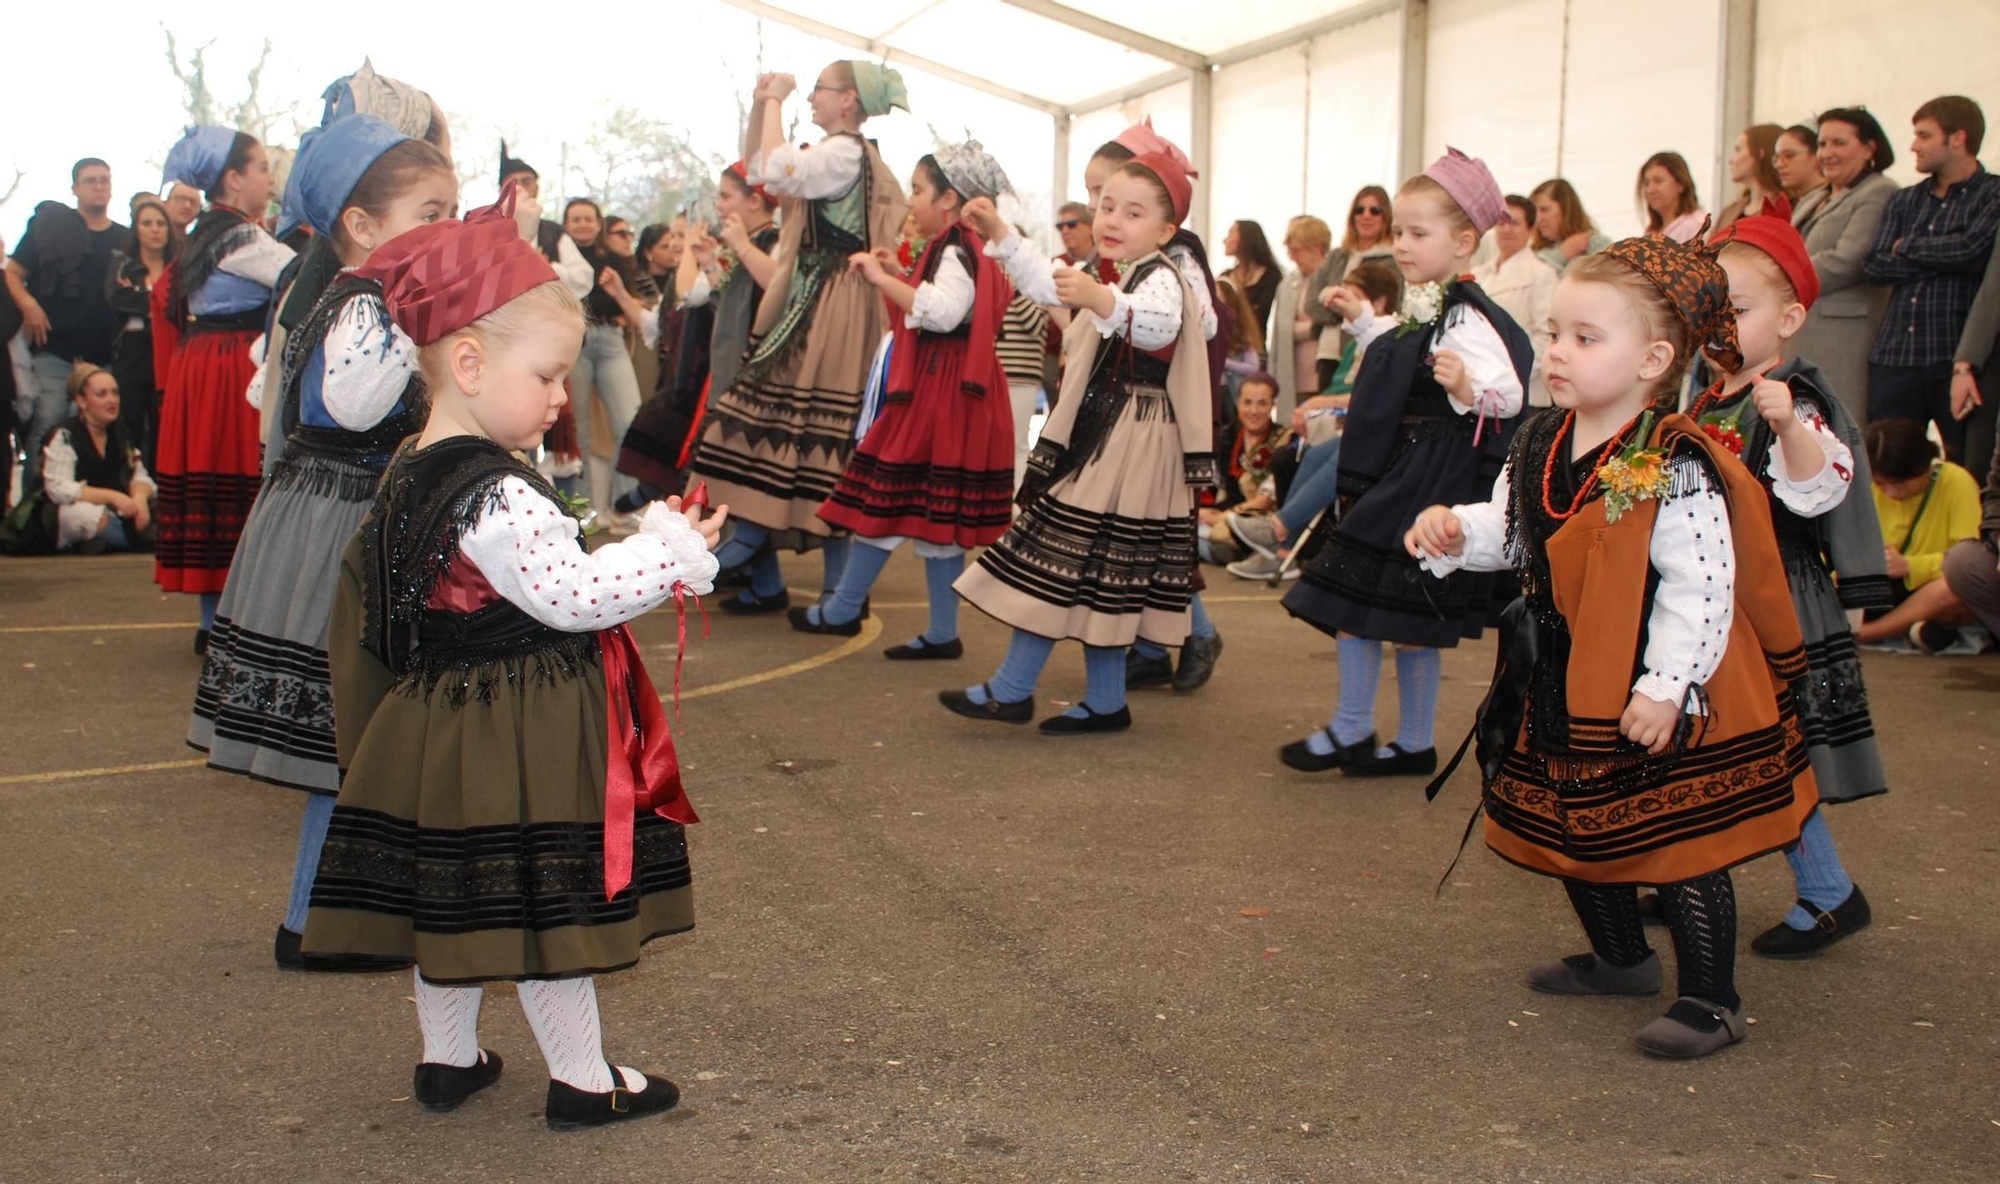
[1073,645,1127,717]
[199,592,220,632]
[821,536,852,594]
[285,793,337,933]
[1783,809,1857,928]
[969,629,1055,704]
[1133,639,1170,660]
[921,553,964,645]
[811,540,892,626]
[746,550,786,599]
[714,521,770,571]
[1390,646,1442,755]
[1306,637,1382,755]
[1189,593,1217,640]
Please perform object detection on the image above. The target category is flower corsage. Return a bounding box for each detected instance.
[1597,411,1672,523]
[1393,279,1448,338]
[1696,397,1747,456]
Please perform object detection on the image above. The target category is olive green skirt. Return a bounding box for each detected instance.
[303,643,693,984]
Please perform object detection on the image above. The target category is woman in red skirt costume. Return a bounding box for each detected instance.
[151,125,295,653]
[790,141,1017,659]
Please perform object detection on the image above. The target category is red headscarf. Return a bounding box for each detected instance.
[726,160,774,206]
[1129,150,1193,227]
[357,183,558,345]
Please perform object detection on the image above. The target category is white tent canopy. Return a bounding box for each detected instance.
[729,0,2000,254]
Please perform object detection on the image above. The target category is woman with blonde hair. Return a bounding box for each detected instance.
[1306,186,1397,391]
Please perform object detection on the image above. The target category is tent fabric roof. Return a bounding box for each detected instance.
[722,0,1389,112]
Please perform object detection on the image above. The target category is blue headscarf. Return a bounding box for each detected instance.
[162,125,241,194]
[279,114,412,240]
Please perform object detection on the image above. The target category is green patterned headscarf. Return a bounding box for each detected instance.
[850,61,909,118]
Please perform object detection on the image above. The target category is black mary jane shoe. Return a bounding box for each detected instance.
[273,925,412,973]
[1278,730,1376,774]
[1342,741,1439,779]
[545,1065,682,1132]
[1125,648,1174,690]
[938,684,1033,724]
[415,1051,504,1112]
[786,606,862,636]
[1038,704,1133,735]
[885,637,963,661]
[1750,886,1872,959]
[719,588,791,616]
[1172,631,1223,692]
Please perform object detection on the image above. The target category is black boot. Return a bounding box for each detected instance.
[1125,647,1173,689]
[1172,631,1223,692]
[545,1066,682,1132]
[415,1051,504,1112]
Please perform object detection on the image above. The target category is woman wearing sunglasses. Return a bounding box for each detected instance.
[1305,185,1399,394]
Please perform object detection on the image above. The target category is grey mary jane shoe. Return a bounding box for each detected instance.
[1633,996,1748,1059]
[1525,952,1663,996]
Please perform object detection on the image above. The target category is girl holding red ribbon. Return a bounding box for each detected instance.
[301,190,725,1131]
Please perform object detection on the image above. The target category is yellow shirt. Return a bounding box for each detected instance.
[1871,461,1983,590]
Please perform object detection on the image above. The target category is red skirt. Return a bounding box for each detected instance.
[154,327,263,594]
[817,338,1015,547]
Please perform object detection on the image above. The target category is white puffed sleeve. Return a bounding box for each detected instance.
[987,233,1061,307]
[321,296,418,431]
[551,234,595,299]
[680,270,714,311]
[245,334,270,411]
[750,136,864,200]
[216,234,297,289]
[1632,457,1735,710]
[39,428,83,505]
[1166,244,1218,342]
[1435,305,1526,420]
[907,246,975,332]
[1343,306,1396,349]
[457,477,719,632]
[1093,264,1182,350]
[1419,463,1513,576]
[1764,402,1854,517]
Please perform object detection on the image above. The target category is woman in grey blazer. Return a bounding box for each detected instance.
[1790,108,1899,423]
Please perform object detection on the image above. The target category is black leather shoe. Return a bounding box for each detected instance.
[1279,730,1376,773]
[1342,742,1439,779]
[415,1051,504,1112]
[719,589,790,615]
[1038,704,1133,735]
[1125,648,1174,689]
[885,637,963,660]
[1750,886,1872,959]
[938,684,1032,724]
[194,629,210,656]
[274,925,412,974]
[787,606,862,636]
[1172,632,1223,692]
[545,1066,681,1132]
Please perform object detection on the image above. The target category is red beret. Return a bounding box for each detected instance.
[1129,149,1192,227]
[357,184,559,345]
[1711,210,1819,310]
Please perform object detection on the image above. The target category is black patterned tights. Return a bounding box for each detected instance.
[1564,873,1740,1014]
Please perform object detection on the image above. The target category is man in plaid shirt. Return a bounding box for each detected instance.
[1865,95,2000,468]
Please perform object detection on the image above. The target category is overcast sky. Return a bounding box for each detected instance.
[2,4,1058,247]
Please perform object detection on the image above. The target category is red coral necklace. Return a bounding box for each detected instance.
[1539,409,1646,521]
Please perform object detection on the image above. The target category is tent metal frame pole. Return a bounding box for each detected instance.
[1063,69,1191,120]
[718,0,1069,116]
[996,0,1207,69]
[1205,0,1401,70]
[1053,113,1073,214]
[1397,0,1429,182]
[1190,66,1214,241]
[1716,0,1758,209]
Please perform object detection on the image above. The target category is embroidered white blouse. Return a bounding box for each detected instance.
[985,234,1217,351]
[1344,303,1525,420]
[749,137,863,201]
[906,246,974,332]
[458,478,719,632]
[1420,458,1736,710]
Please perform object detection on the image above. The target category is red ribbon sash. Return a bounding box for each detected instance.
[598,622,698,901]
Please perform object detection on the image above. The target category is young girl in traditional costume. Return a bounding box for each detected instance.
[1682,213,1887,958]
[189,115,456,970]
[1280,149,1533,776]
[945,145,1212,734]
[690,62,909,615]
[1406,231,1819,1058]
[792,141,1018,658]
[152,125,295,653]
[609,162,781,503]
[304,196,723,1128]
